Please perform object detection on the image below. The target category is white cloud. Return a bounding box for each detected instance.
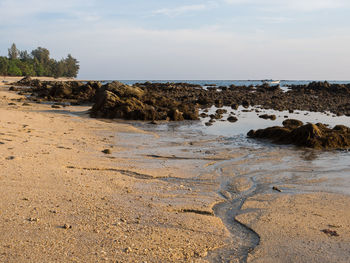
[224,0,349,11]
[153,2,217,17]
[0,0,97,23]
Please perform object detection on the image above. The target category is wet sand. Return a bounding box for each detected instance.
[1,83,350,262]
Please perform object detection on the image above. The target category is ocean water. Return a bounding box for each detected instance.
[117,80,350,87]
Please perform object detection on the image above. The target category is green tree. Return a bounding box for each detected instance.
[63,54,80,78]
[7,60,22,76]
[31,47,50,66]
[19,50,32,62]
[52,60,65,78]
[8,43,19,60]
[33,58,45,76]
[3,44,80,77]
[17,60,35,76]
[0,57,9,75]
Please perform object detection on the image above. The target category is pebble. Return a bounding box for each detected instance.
[124,247,132,253]
[102,149,112,154]
[51,105,61,109]
[272,186,282,192]
[63,223,72,229]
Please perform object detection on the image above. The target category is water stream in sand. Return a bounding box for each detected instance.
[110,106,350,262]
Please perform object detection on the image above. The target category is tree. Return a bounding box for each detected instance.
[2,44,80,77]
[63,54,80,78]
[19,50,32,62]
[53,60,65,78]
[7,60,22,76]
[8,43,19,60]
[31,47,50,66]
[0,57,9,75]
[33,58,45,76]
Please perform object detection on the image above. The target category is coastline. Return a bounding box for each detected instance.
[0,76,86,84]
[1,82,350,262]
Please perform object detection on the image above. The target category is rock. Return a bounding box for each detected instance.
[216,109,227,115]
[102,149,112,154]
[321,229,339,237]
[282,119,304,129]
[231,103,239,110]
[242,100,250,108]
[205,122,213,126]
[14,78,350,122]
[63,223,72,229]
[168,109,184,121]
[248,121,350,150]
[259,114,276,120]
[227,116,238,123]
[272,186,282,192]
[22,103,31,106]
[51,105,61,109]
[124,247,132,253]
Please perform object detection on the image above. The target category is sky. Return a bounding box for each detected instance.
[0,0,350,80]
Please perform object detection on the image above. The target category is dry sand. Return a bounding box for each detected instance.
[1,82,350,262]
[0,76,81,85]
[0,85,227,262]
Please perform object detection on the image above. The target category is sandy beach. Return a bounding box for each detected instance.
[1,82,350,262]
[0,76,79,84]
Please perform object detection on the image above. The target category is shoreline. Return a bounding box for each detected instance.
[1,83,350,262]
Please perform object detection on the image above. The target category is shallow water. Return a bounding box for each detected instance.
[106,102,350,262]
[118,80,350,87]
[110,115,348,262]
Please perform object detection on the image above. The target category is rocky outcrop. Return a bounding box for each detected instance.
[15,77,101,103]
[247,120,350,150]
[14,77,350,121]
[90,81,199,121]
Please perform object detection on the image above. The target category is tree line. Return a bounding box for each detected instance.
[0,43,80,78]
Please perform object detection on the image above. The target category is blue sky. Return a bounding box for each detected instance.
[1,0,350,80]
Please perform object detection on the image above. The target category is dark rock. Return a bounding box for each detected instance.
[102,149,112,154]
[51,105,61,109]
[227,116,238,123]
[242,100,250,108]
[259,114,276,120]
[272,186,282,192]
[248,121,350,150]
[63,224,72,229]
[321,229,339,237]
[282,119,303,129]
[231,103,239,110]
[216,109,227,115]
